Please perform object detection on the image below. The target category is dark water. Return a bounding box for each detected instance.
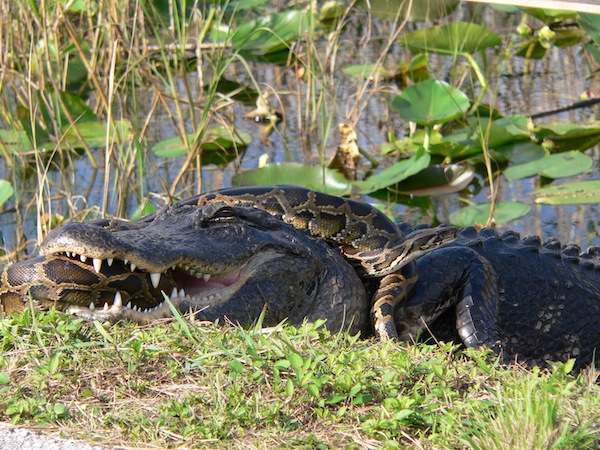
[2,4,600,255]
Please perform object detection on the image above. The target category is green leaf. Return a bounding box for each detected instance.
[494,141,547,165]
[130,201,157,221]
[0,180,14,207]
[504,151,593,181]
[228,360,245,373]
[61,0,98,13]
[357,0,458,22]
[515,37,547,59]
[231,10,308,55]
[532,121,600,152]
[353,148,431,194]
[390,164,474,196]
[0,130,34,154]
[39,91,97,126]
[584,43,600,65]
[534,180,600,205]
[152,127,250,165]
[449,202,531,226]
[579,13,600,64]
[62,120,131,149]
[341,63,394,80]
[319,1,346,21]
[403,22,501,54]
[579,13,600,46]
[392,80,469,126]
[522,8,577,23]
[52,403,67,418]
[232,163,352,196]
[306,383,320,398]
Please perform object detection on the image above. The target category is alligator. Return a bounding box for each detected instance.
[0,186,598,370]
[0,200,371,335]
[394,223,600,370]
[0,186,457,338]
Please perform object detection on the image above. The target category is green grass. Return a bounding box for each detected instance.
[0,310,597,448]
[1,2,599,447]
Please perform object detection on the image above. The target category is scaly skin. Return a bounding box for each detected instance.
[1,187,598,371]
[396,224,600,370]
[0,203,369,333]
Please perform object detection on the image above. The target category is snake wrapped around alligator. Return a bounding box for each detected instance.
[0,185,598,370]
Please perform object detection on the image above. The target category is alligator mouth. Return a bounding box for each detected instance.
[52,250,258,322]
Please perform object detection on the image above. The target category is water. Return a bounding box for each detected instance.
[2,4,600,255]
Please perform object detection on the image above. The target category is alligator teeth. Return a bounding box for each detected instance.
[113,292,123,308]
[80,254,87,263]
[93,258,103,273]
[184,265,190,271]
[170,287,178,298]
[103,302,109,311]
[89,302,95,310]
[130,263,137,272]
[107,258,114,267]
[203,273,211,282]
[178,288,186,298]
[126,301,132,309]
[123,258,128,265]
[150,273,161,289]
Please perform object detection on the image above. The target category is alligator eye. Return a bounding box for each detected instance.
[198,204,239,227]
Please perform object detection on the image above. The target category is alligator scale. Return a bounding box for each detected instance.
[0,185,598,370]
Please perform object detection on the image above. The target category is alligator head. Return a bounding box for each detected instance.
[0,202,368,333]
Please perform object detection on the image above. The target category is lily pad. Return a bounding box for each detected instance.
[494,141,547,166]
[522,8,578,23]
[403,22,501,54]
[504,151,593,181]
[231,10,308,55]
[153,127,251,165]
[353,148,431,194]
[449,202,531,227]
[232,163,352,196]
[392,80,470,127]
[62,120,132,149]
[534,180,600,205]
[532,121,600,152]
[357,0,458,22]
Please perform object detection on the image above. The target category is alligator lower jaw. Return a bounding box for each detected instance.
[58,251,281,324]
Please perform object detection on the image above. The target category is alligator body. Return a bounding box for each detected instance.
[396,224,600,370]
[0,186,598,370]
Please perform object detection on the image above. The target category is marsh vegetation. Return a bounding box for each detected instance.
[0,0,599,447]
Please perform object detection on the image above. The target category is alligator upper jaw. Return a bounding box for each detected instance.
[52,250,282,323]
